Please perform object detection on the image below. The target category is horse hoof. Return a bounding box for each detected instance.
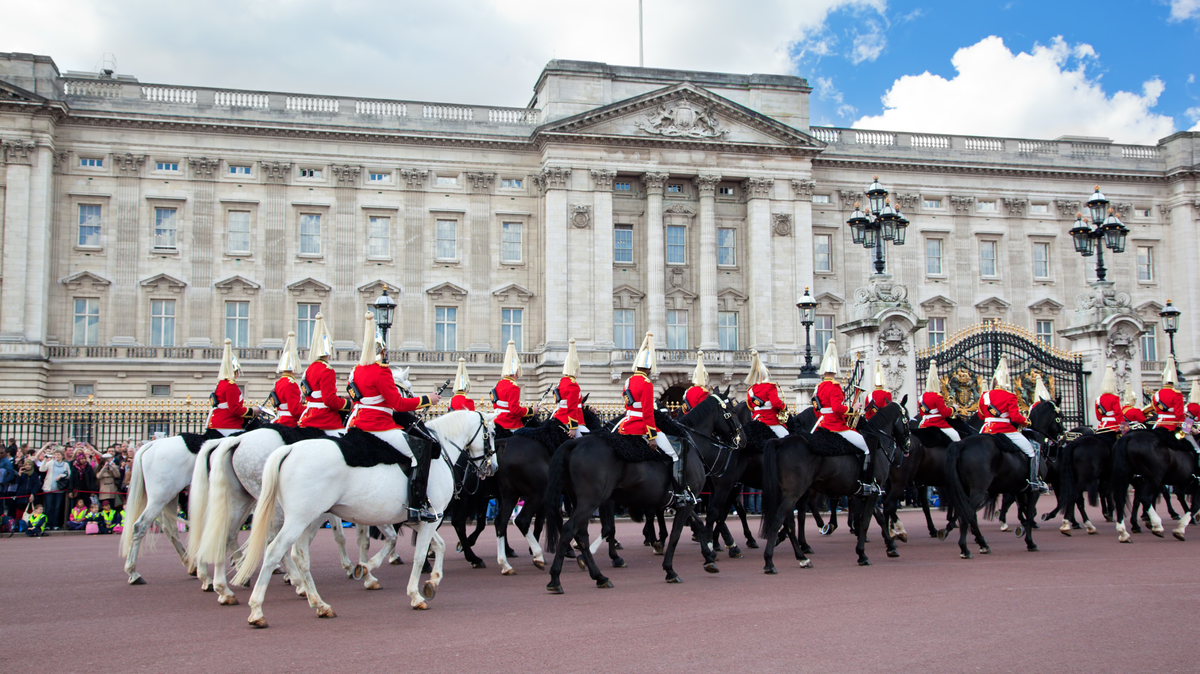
[1027,545,1039,552]
[412,601,428,610]
[219,596,239,606]
[613,557,627,568]
[746,539,759,549]
[456,542,463,552]
[665,573,681,584]
[1174,532,1186,542]
[188,568,198,577]
[546,581,564,594]
[1104,516,1114,523]
[1060,528,1072,537]
[576,557,587,572]
[1086,527,1098,535]
[598,578,614,588]
[960,552,973,559]
[764,566,777,575]
[614,541,624,551]
[1172,515,1181,521]
[364,580,381,590]
[896,533,908,543]
[249,617,268,628]
[201,584,214,593]
[1152,529,1165,538]
[533,559,546,570]
[501,567,515,576]
[471,561,487,569]
[1040,513,1052,522]
[979,547,991,555]
[1013,526,1025,538]
[728,546,743,559]
[422,581,437,600]
[351,564,367,580]
[798,559,813,569]
[886,549,899,558]
[999,523,1010,532]
[317,607,337,619]
[858,559,871,567]
[389,557,404,566]
[1119,534,1131,543]
[713,542,723,552]
[703,562,719,574]
[651,543,665,556]
[819,525,832,536]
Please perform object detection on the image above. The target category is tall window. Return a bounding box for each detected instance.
[154,207,177,249]
[718,311,738,350]
[614,309,635,349]
[72,298,99,346]
[434,306,457,350]
[297,303,320,349]
[150,299,175,347]
[1141,325,1158,362]
[980,240,998,277]
[436,219,456,260]
[666,310,688,349]
[1032,242,1051,279]
[501,308,523,351]
[501,222,522,264]
[717,228,736,266]
[666,225,686,264]
[1137,246,1154,281]
[299,214,321,255]
[814,233,832,273]
[815,315,834,356]
[614,225,633,263]
[1035,320,1054,347]
[78,204,102,247]
[227,211,251,254]
[926,238,943,275]
[927,317,946,347]
[368,216,390,258]
[225,301,249,347]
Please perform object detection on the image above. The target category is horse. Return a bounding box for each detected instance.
[700,396,778,558]
[883,416,972,541]
[991,399,1064,532]
[759,400,909,571]
[541,393,740,592]
[1045,431,1118,536]
[231,410,497,627]
[1109,428,1200,542]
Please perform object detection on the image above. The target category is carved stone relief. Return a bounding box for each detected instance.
[571,204,592,228]
[636,102,727,138]
[771,213,793,237]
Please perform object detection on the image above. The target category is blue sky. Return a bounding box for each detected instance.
[2,0,1197,144]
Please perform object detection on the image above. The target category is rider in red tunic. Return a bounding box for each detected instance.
[618,333,692,506]
[977,356,1047,493]
[1122,381,1148,430]
[745,349,787,438]
[1152,356,1185,432]
[297,313,350,436]
[269,331,304,428]
[449,357,475,411]
[551,339,585,437]
[492,340,530,433]
[1185,377,1200,456]
[1094,366,1124,434]
[918,361,960,443]
[811,341,877,496]
[682,351,710,414]
[208,339,257,435]
[346,314,441,522]
[864,364,893,422]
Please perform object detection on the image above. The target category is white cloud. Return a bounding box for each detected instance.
[1170,0,1200,20]
[1187,107,1200,130]
[850,22,887,64]
[814,76,857,119]
[0,0,882,107]
[853,36,1176,145]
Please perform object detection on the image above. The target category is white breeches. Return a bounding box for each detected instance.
[1004,432,1035,457]
[838,430,869,454]
[769,425,788,439]
[940,427,961,443]
[576,425,590,436]
[214,428,239,437]
[655,434,678,460]
[323,429,346,438]
[1187,434,1200,454]
[368,428,416,466]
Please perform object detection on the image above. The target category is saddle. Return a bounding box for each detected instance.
[179,428,229,454]
[986,432,1025,457]
[261,424,327,446]
[912,426,954,449]
[808,428,863,457]
[742,419,782,454]
[335,428,429,478]
[512,418,569,452]
[594,430,667,463]
[1152,426,1193,455]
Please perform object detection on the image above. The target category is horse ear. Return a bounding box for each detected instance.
[900,394,908,408]
[581,393,590,404]
[1055,395,1062,407]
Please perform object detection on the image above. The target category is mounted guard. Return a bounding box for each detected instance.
[1122,381,1148,430]
[450,357,475,411]
[1184,379,1200,456]
[812,340,877,496]
[977,356,1048,493]
[1094,366,1123,434]
[918,360,959,443]
[552,338,586,438]
[208,339,258,436]
[492,340,531,435]
[346,313,441,522]
[298,313,351,436]
[1151,355,1184,433]
[617,332,693,506]
[745,349,787,438]
[864,362,893,421]
[682,350,710,413]
[269,331,304,428]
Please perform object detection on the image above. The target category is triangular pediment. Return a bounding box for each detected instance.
[139,273,187,292]
[0,80,47,103]
[357,279,398,297]
[535,83,824,154]
[61,271,111,290]
[1135,300,1164,322]
[920,294,956,313]
[425,282,468,301]
[613,284,645,309]
[814,292,845,309]
[215,275,260,295]
[1028,297,1064,316]
[665,286,698,310]
[975,296,1011,317]
[492,283,535,303]
[287,277,331,297]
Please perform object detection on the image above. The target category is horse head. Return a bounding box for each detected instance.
[1029,398,1064,445]
[391,365,413,393]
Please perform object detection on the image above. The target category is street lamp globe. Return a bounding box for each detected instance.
[1160,299,1181,334]
[797,286,817,325]
[848,202,869,245]
[893,210,909,246]
[1086,185,1109,226]
[878,200,898,241]
[1101,208,1129,254]
[866,176,888,214]
[1069,213,1095,256]
[372,286,396,332]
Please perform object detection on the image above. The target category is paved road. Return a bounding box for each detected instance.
[5,510,1198,673]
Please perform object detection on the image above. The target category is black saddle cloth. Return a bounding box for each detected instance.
[179,428,229,454]
[985,432,1025,457]
[808,428,864,457]
[743,419,782,454]
[260,424,327,447]
[335,428,423,478]
[513,419,569,452]
[594,430,666,463]
[913,426,956,449]
[1152,426,1192,454]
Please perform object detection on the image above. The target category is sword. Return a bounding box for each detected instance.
[435,378,453,396]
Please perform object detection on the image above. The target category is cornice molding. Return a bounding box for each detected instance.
[813,155,1169,185]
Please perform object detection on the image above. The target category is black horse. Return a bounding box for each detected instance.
[1045,430,1118,535]
[542,393,740,592]
[1110,428,1200,542]
[986,400,1064,533]
[758,400,909,571]
[885,416,975,541]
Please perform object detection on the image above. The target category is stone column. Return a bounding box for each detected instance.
[466,172,495,351]
[399,168,428,350]
[330,165,360,345]
[0,140,36,341]
[643,172,669,347]
[186,157,222,347]
[591,170,616,350]
[792,179,816,309]
[538,167,571,349]
[255,161,289,347]
[694,174,721,351]
[743,177,775,349]
[111,152,146,345]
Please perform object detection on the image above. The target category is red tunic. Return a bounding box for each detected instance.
[814,380,851,433]
[1094,392,1124,432]
[683,385,709,413]
[1187,402,1200,423]
[271,375,304,428]
[1123,405,1147,425]
[450,394,475,411]
[552,376,583,430]
[918,392,954,429]
[865,389,893,420]
[298,360,350,431]
[208,379,249,430]
[748,383,785,426]
[1152,387,1185,431]
[346,363,431,432]
[617,372,656,436]
[977,389,1026,434]
[492,377,527,430]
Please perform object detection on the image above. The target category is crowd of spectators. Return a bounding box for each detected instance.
[0,437,142,535]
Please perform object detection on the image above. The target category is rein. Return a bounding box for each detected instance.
[430,412,494,499]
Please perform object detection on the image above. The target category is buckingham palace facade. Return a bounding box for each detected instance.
[0,51,1196,403]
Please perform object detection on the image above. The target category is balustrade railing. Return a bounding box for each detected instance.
[62,79,121,98]
[214,91,269,108]
[423,105,473,121]
[911,134,950,149]
[141,86,196,104]
[286,96,339,113]
[356,100,406,116]
[964,137,1004,152]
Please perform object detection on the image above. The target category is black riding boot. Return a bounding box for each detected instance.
[858,454,880,497]
[405,432,438,523]
[670,456,697,507]
[1028,453,1049,494]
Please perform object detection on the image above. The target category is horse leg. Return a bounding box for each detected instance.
[822,495,839,535]
[514,494,545,570]
[1174,494,1200,541]
[1163,487,1180,520]
[1021,493,1039,551]
[793,500,812,557]
[451,497,485,569]
[808,494,827,532]
[212,498,254,604]
[326,515,354,574]
[855,496,876,566]
[1077,497,1097,535]
[494,492,519,575]
[1113,483,1132,543]
[872,503,898,558]
[547,509,586,594]
[422,531,447,599]
[291,522,335,617]
[919,489,939,538]
[998,493,1014,532]
[663,504,700,583]
[124,491,178,585]
[656,509,669,550]
[1146,497,1165,537]
[601,503,625,568]
[407,523,441,609]
[246,517,314,628]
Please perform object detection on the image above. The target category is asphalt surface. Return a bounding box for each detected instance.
[5,510,1199,674]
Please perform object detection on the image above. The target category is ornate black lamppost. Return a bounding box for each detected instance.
[1160,299,1182,380]
[372,286,397,364]
[1068,186,1129,281]
[797,286,817,375]
[846,176,909,275]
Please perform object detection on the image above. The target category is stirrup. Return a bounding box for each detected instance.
[408,506,438,523]
[1028,480,1049,495]
[857,482,881,497]
[673,490,698,507]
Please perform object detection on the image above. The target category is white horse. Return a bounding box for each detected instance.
[232,410,497,627]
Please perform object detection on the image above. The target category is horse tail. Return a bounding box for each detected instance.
[232,444,292,586]
[542,439,575,552]
[119,445,149,558]
[944,439,973,527]
[1056,437,1080,515]
[194,434,243,567]
[757,438,782,539]
[183,438,219,570]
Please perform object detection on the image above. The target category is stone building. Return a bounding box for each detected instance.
[0,51,1196,406]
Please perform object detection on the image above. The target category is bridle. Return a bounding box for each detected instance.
[429,411,495,498]
[676,395,743,479]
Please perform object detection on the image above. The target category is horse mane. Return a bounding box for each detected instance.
[426,409,484,448]
[581,405,604,431]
